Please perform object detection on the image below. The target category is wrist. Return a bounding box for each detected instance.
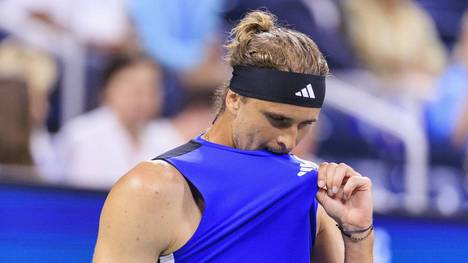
[337,223,374,242]
[338,218,373,231]
[340,224,372,232]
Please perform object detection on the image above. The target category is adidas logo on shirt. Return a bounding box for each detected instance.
[292,155,318,176]
[295,84,316,99]
[297,162,316,176]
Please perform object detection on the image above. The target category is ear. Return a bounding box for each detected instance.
[225,89,242,115]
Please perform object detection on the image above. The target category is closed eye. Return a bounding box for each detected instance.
[264,113,292,128]
[261,110,317,129]
[298,121,314,129]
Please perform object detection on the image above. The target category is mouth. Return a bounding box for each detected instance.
[265,146,289,155]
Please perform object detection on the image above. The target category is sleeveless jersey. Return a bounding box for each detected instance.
[155,134,319,263]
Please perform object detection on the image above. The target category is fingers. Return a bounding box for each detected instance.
[317,162,328,189]
[315,188,328,205]
[316,187,345,206]
[318,162,364,199]
[325,163,337,196]
[331,163,350,195]
[343,176,371,200]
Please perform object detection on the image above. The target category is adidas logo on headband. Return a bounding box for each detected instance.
[295,84,316,99]
[229,66,326,108]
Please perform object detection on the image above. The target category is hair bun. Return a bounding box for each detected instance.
[232,11,276,43]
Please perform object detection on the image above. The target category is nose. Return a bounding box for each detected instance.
[276,128,299,152]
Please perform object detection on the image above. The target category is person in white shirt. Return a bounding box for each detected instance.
[0,39,61,181]
[57,53,183,189]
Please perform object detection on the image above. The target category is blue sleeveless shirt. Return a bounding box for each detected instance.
[155,135,319,263]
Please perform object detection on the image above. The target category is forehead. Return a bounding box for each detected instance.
[246,98,321,120]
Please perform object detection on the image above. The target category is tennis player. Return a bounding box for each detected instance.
[93,10,373,263]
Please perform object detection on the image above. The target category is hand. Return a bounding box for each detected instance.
[316,162,373,230]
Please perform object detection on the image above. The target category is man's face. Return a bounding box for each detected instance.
[229,93,320,154]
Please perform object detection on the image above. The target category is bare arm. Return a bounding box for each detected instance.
[312,162,374,263]
[311,205,344,262]
[93,161,183,263]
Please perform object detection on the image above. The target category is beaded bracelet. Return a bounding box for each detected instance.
[336,223,374,242]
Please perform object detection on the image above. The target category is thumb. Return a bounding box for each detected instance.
[316,188,330,206]
[316,188,342,224]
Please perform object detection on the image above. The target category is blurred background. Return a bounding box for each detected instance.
[0,0,467,262]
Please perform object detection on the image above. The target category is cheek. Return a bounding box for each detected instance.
[231,115,258,148]
[297,126,311,140]
[246,125,279,149]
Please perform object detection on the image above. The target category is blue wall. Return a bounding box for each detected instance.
[0,184,106,263]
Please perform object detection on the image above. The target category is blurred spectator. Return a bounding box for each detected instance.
[0,39,59,180]
[343,0,447,97]
[130,0,229,119]
[57,53,182,189]
[0,0,130,51]
[0,29,7,41]
[415,0,468,50]
[0,78,33,166]
[130,0,229,92]
[169,90,215,141]
[0,0,138,132]
[426,12,468,150]
[178,39,230,91]
[130,0,222,71]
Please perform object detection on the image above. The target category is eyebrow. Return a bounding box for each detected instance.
[261,110,317,124]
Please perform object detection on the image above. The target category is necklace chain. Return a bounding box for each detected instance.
[203,130,210,141]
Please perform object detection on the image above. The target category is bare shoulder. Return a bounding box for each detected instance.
[112,160,186,198]
[104,160,188,227]
[93,160,187,262]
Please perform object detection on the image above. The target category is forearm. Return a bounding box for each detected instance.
[343,229,373,263]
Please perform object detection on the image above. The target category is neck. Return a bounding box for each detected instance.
[203,113,235,147]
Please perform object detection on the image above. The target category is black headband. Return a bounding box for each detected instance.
[229,65,326,108]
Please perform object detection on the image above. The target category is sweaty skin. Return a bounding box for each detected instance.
[93,90,373,263]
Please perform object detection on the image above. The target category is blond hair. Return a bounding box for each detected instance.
[0,40,57,95]
[214,10,329,115]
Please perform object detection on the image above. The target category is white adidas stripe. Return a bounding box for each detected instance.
[299,167,315,172]
[292,155,319,177]
[159,254,175,263]
[306,84,315,98]
[297,171,307,176]
[295,84,316,99]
